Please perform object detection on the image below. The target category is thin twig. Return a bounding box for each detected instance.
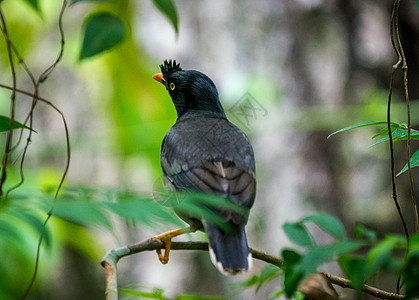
[322,272,404,300]
[391,0,418,233]
[388,0,410,240]
[387,66,409,240]
[100,239,406,300]
[0,8,17,197]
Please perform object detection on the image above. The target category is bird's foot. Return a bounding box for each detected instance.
[153,226,197,265]
[155,236,171,264]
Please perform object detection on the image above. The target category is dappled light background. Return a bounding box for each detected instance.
[1,0,419,299]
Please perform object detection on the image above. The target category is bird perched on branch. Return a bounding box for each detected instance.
[152,60,256,275]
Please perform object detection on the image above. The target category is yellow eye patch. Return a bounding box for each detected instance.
[170,82,175,90]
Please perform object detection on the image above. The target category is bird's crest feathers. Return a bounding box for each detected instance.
[160,60,182,79]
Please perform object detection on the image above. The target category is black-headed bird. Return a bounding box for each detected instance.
[152,60,256,275]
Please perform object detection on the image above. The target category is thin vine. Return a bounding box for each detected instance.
[387,0,414,240]
[0,0,70,298]
[0,7,17,197]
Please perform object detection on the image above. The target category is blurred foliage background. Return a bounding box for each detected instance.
[1,0,419,299]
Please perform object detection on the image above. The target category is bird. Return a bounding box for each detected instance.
[152,60,256,275]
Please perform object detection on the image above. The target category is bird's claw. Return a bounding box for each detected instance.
[155,237,172,264]
[153,226,197,265]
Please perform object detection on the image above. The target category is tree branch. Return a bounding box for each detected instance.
[100,239,405,300]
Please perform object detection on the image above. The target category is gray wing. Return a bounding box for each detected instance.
[161,117,256,224]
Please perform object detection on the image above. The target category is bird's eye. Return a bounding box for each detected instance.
[170,82,175,90]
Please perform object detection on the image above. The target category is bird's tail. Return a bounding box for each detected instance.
[205,222,252,275]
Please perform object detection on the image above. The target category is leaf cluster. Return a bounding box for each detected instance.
[247,213,419,299]
[328,121,419,176]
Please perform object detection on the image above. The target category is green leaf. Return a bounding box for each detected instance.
[301,241,362,275]
[401,236,419,298]
[71,0,112,4]
[403,251,419,298]
[371,123,404,139]
[175,192,249,231]
[0,219,23,245]
[283,268,304,297]
[12,211,52,248]
[366,235,405,275]
[104,199,181,227]
[256,265,282,292]
[52,201,112,229]
[79,13,126,60]
[354,224,377,242]
[302,213,346,241]
[283,222,315,248]
[410,233,419,247]
[338,255,367,291]
[327,121,396,139]
[294,291,306,300]
[24,0,41,13]
[282,249,302,265]
[0,115,36,133]
[152,0,179,34]
[281,241,362,297]
[370,128,419,147]
[282,249,304,297]
[268,290,285,299]
[176,295,224,300]
[119,287,170,300]
[397,149,419,176]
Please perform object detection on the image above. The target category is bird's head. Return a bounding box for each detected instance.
[153,60,225,118]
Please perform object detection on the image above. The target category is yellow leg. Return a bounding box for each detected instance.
[153,226,197,264]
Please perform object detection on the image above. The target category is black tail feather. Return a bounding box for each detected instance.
[205,222,251,275]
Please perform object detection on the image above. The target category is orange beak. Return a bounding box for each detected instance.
[153,73,165,84]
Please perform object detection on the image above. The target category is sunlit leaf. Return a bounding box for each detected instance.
[176,295,225,300]
[79,13,126,60]
[152,0,179,34]
[0,115,36,133]
[0,219,22,245]
[119,287,170,300]
[397,149,419,176]
[23,0,41,13]
[294,291,306,300]
[371,123,405,139]
[70,0,112,4]
[283,222,314,248]
[370,128,419,147]
[268,290,285,299]
[327,121,400,139]
[302,213,346,241]
[12,211,51,248]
